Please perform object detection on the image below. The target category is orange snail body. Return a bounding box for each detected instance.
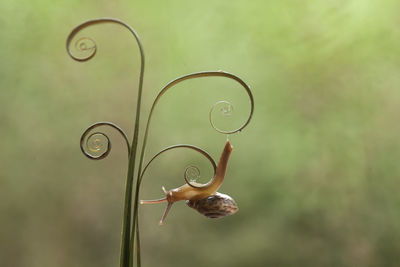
[140,140,238,225]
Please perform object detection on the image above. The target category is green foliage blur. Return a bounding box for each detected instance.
[1,0,400,266]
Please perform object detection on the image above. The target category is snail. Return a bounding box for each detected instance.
[140,140,238,225]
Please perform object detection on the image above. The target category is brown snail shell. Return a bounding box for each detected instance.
[186,192,238,218]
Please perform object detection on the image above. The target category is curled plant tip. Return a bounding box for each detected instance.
[71,37,97,62]
[184,165,205,189]
[75,37,96,52]
[210,100,247,134]
[210,100,234,121]
[145,71,254,136]
[184,165,200,182]
[85,132,110,159]
[80,122,130,160]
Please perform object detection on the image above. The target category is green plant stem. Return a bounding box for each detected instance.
[123,44,145,267]
[105,19,145,267]
[121,156,135,267]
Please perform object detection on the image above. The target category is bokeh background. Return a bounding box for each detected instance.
[2,0,400,266]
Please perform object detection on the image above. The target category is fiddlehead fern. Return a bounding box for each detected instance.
[184,165,202,187]
[209,100,235,134]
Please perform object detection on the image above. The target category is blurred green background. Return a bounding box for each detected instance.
[2,0,400,266]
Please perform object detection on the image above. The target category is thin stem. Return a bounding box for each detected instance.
[135,222,141,267]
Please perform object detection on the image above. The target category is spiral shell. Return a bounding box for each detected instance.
[186,192,238,218]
